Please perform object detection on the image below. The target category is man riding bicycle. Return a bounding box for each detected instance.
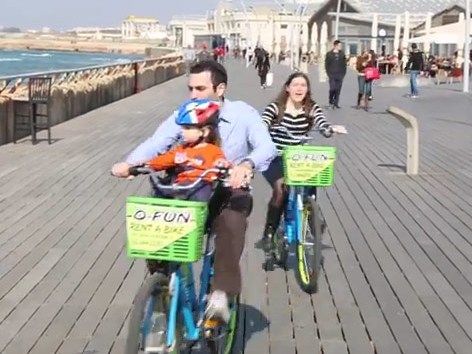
[112,60,277,322]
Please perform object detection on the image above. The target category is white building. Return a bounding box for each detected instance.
[166,1,324,52]
[67,27,122,40]
[309,0,468,56]
[121,16,167,40]
[207,1,324,53]
[168,15,209,47]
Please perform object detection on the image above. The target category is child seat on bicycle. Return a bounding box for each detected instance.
[146,98,230,202]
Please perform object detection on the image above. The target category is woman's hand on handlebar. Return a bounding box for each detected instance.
[331,125,348,134]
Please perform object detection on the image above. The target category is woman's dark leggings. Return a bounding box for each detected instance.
[262,156,285,230]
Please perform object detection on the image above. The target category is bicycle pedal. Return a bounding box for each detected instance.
[203,317,223,328]
[188,340,202,350]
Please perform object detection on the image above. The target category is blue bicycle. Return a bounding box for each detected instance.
[124,166,240,354]
[265,126,337,294]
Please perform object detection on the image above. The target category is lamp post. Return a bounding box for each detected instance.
[334,0,342,40]
[239,0,251,47]
[463,0,470,93]
[379,28,386,56]
[289,3,307,70]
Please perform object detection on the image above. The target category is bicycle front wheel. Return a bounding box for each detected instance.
[296,198,323,294]
[126,272,183,354]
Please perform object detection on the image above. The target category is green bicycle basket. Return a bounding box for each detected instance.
[282,145,336,187]
[126,196,208,263]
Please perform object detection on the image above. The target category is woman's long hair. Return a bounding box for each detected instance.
[273,72,316,129]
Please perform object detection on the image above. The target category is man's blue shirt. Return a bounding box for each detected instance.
[126,99,277,172]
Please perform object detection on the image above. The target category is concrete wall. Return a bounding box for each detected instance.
[0,57,184,145]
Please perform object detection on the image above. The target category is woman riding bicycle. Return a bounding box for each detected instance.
[260,72,347,248]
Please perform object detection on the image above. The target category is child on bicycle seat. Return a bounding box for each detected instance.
[145,98,229,202]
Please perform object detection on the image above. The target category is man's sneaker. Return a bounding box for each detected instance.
[205,290,231,324]
[145,313,167,352]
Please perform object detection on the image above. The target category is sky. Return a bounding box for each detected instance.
[0,0,220,30]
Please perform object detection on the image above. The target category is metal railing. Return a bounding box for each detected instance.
[0,54,182,97]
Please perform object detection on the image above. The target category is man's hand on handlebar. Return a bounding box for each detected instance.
[111,162,132,178]
[227,162,253,189]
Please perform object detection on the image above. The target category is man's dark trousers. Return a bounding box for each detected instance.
[328,74,344,106]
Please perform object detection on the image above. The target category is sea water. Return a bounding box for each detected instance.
[0,49,143,77]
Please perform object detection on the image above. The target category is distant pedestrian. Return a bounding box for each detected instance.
[324,40,347,109]
[246,47,254,67]
[405,43,424,98]
[196,44,212,62]
[255,49,271,89]
[355,51,375,110]
[183,45,196,76]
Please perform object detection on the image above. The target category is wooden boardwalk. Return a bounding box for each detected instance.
[1,60,471,354]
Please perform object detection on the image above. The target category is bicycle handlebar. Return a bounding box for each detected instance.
[128,166,236,191]
[271,125,333,140]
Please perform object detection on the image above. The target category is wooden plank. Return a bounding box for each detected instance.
[240,175,271,354]
[285,263,321,354]
[332,156,455,354]
[320,196,403,354]
[338,135,472,353]
[311,266,348,354]
[266,268,296,354]
[1,182,143,354]
[0,248,64,351]
[320,230,375,354]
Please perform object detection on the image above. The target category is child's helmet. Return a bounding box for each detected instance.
[175,99,220,127]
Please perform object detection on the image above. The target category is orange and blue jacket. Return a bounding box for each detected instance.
[147,143,227,184]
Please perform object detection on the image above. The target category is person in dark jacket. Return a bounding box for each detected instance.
[255,49,271,88]
[324,40,347,109]
[406,43,424,97]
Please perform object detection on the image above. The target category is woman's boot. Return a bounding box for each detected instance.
[356,93,363,109]
[262,203,283,251]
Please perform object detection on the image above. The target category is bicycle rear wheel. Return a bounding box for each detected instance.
[205,296,240,354]
[296,198,323,294]
[126,272,183,354]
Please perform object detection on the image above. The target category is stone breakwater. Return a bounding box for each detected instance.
[0,55,184,145]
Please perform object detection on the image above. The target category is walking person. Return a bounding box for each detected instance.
[325,40,347,109]
[246,47,254,67]
[196,44,212,62]
[366,50,377,100]
[355,51,375,110]
[405,43,424,98]
[183,45,196,76]
[255,49,271,89]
